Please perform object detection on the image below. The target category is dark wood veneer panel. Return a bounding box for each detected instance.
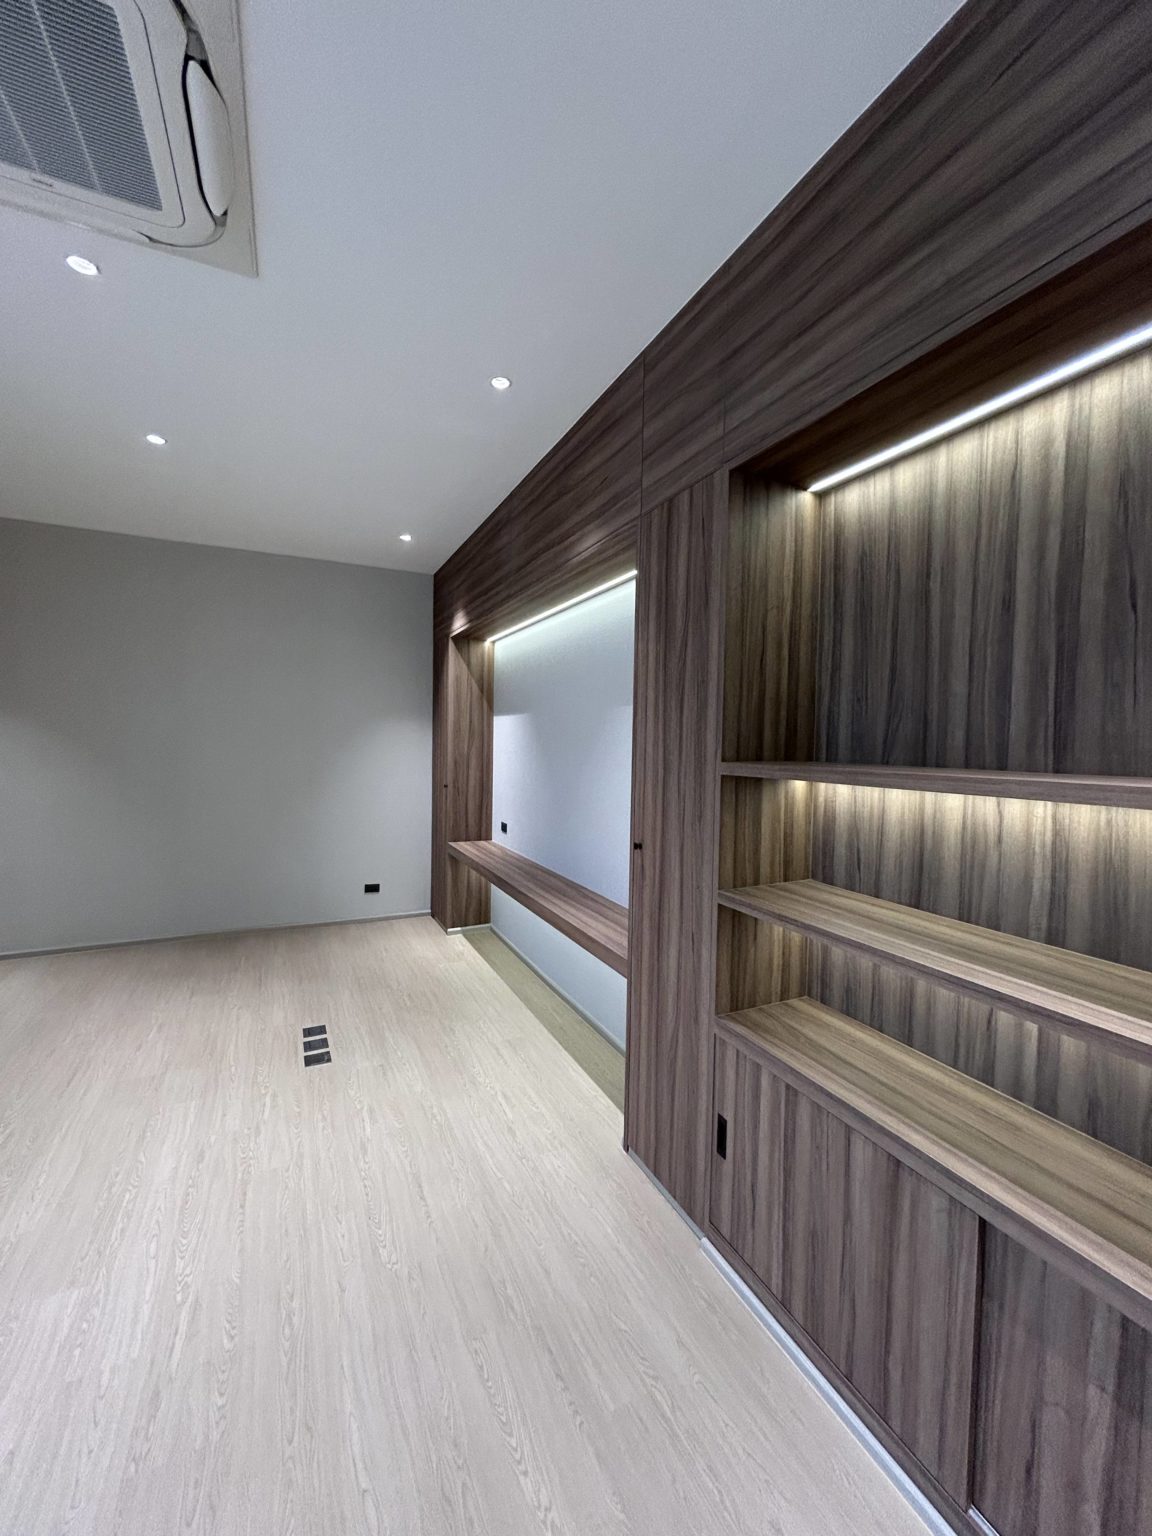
[721,761,1152,809]
[974,1230,1152,1536]
[715,777,810,1015]
[721,0,1152,467]
[447,840,628,975]
[720,879,1152,1063]
[711,1032,979,1501]
[723,477,819,764]
[809,786,1152,1163]
[757,222,1152,491]
[641,269,731,512]
[431,635,493,931]
[815,349,1152,776]
[626,472,727,1224]
[718,999,1152,1334]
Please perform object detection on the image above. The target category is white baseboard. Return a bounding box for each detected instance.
[0,909,432,961]
[701,1240,959,1536]
[483,924,626,1053]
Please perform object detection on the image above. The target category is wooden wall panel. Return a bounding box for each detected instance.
[808,789,1152,1164]
[715,778,810,1015]
[722,477,819,764]
[973,1228,1152,1536]
[626,472,727,1224]
[711,1035,980,1503]
[430,634,493,930]
[756,221,1152,492]
[720,0,1152,471]
[640,271,731,513]
[815,346,1152,775]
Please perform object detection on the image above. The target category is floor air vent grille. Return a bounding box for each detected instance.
[302,1024,330,1067]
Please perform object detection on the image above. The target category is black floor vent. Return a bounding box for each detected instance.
[302,1025,331,1067]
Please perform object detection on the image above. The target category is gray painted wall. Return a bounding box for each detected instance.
[491,581,634,1047]
[0,517,432,954]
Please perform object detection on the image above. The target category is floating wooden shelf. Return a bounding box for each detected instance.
[448,840,629,975]
[716,879,1152,1061]
[720,761,1152,809]
[718,997,1152,1332]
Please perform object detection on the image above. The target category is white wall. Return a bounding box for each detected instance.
[0,517,432,954]
[491,580,634,1046]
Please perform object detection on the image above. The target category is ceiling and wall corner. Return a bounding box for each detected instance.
[0,0,963,575]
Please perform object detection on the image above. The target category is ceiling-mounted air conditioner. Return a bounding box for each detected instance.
[0,0,255,273]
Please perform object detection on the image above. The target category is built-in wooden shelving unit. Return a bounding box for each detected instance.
[717,998,1152,1333]
[719,761,1152,810]
[448,840,629,975]
[716,878,1152,1061]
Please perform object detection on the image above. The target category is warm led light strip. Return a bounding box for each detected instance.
[807,318,1152,494]
[488,570,637,643]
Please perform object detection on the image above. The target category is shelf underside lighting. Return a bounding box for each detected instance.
[487,570,637,644]
[807,318,1152,494]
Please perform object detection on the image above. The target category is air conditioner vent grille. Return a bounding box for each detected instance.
[0,0,162,210]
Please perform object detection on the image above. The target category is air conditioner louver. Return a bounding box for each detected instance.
[0,0,161,209]
[0,0,254,271]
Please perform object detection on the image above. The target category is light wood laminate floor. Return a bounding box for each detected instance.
[0,917,931,1536]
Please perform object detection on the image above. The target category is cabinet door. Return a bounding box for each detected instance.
[711,1033,979,1503]
[626,472,727,1225]
[973,1228,1152,1536]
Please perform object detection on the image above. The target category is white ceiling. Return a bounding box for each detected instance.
[0,0,963,575]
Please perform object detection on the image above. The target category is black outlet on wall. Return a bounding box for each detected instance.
[500,821,508,834]
[364,882,380,894]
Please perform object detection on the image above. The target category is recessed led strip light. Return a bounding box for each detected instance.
[807,318,1152,494]
[487,570,637,644]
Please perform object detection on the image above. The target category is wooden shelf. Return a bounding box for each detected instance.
[718,997,1152,1332]
[716,879,1152,1061]
[448,840,628,976]
[720,761,1152,809]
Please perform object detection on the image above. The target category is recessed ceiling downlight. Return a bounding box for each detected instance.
[66,255,100,276]
[490,376,512,391]
[399,533,413,542]
[145,433,167,446]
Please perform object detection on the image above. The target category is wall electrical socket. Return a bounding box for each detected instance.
[364,882,380,894]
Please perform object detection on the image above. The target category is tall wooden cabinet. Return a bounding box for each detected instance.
[705,346,1152,1532]
[625,475,727,1222]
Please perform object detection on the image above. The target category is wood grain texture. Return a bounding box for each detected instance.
[0,920,941,1536]
[810,784,1152,1163]
[815,348,1152,775]
[435,361,642,640]
[722,476,819,764]
[432,634,493,931]
[720,878,1152,1063]
[640,269,731,512]
[718,998,1152,1333]
[715,479,819,1015]
[720,0,1152,469]
[973,1229,1152,1536]
[626,472,727,1225]
[756,221,1152,490]
[710,1033,979,1502]
[448,840,628,975]
[716,777,810,1015]
[721,761,1152,809]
